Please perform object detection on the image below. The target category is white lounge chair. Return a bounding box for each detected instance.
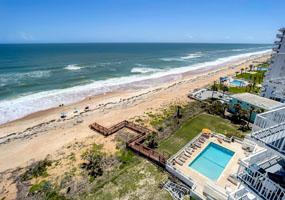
[175,159,184,166]
[194,143,201,148]
[184,151,191,157]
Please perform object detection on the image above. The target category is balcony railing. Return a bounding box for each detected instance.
[279,28,285,32]
[237,164,285,200]
[251,122,285,157]
[240,148,276,167]
[272,47,279,52]
[274,41,281,45]
[277,33,284,39]
[253,107,285,131]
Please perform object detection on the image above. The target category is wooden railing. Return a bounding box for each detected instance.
[89,120,153,136]
[89,120,166,166]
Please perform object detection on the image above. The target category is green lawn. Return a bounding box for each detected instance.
[228,86,248,94]
[236,71,265,84]
[158,113,242,155]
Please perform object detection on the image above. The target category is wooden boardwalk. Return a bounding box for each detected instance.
[89,120,167,166]
[89,120,152,136]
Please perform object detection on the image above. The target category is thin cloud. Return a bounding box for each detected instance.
[19,32,34,41]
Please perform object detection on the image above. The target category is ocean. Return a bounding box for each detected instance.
[0,43,271,124]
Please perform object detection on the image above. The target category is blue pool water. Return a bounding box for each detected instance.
[257,67,269,71]
[230,79,244,87]
[189,142,234,181]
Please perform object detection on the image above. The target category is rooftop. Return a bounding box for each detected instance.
[230,93,284,110]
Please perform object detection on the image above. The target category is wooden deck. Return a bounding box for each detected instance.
[89,120,167,166]
[89,120,153,136]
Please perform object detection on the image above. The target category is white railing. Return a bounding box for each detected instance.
[237,165,285,200]
[254,106,285,131]
[273,47,279,52]
[240,148,276,167]
[165,164,196,189]
[277,33,284,38]
[251,122,285,155]
[274,41,281,45]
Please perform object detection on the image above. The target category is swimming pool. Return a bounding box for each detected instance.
[189,142,234,181]
[230,79,245,87]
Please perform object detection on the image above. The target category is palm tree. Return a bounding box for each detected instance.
[247,83,253,92]
[249,74,252,81]
[234,103,242,121]
[253,76,257,89]
[221,85,229,97]
[222,104,229,118]
[247,106,256,126]
[240,68,245,74]
[249,64,254,71]
[176,106,182,119]
[235,71,239,77]
[211,81,218,99]
[245,67,249,73]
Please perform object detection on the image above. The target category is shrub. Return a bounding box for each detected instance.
[29,180,66,200]
[20,159,52,181]
[81,144,104,179]
[206,100,226,117]
[145,133,158,148]
[116,149,136,166]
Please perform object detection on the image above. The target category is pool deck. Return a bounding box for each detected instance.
[173,136,246,196]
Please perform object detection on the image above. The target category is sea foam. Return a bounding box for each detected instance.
[0,70,50,85]
[0,49,271,125]
[131,67,163,74]
[64,64,82,71]
[180,52,203,60]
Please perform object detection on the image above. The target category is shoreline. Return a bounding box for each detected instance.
[0,52,270,172]
[0,49,271,125]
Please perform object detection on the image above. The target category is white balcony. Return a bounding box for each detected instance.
[272,47,279,52]
[274,41,281,45]
[236,149,285,200]
[251,122,285,158]
[277,34,284,39]
[253,107,285,131]
[237,169,285,200]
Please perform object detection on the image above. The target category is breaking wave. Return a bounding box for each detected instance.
[180,52,203,60]
[64,64,82,71]
[131,67,163,74]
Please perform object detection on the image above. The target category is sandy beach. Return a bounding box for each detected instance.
[0,52,270,175]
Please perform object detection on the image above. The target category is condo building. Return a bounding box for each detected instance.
[261,28,285,103]
[229,106,285,200]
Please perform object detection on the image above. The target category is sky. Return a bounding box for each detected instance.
[0,0,284,44]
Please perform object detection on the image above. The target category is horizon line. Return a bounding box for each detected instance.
[0,41,272,45]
